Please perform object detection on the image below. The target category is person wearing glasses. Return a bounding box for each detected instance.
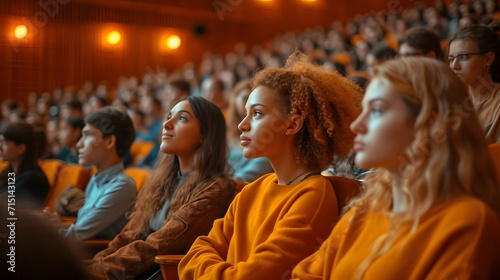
[448,24,500,144]
[397,27,444,60]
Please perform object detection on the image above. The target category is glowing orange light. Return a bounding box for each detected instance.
[14,25,27,39]
[166,35,181,50]
[107,31,121,45]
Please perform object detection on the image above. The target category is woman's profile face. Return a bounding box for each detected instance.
[238,86,288,160]
[350,78,415,173]
[160,100,202,158]
[448,39,489,86]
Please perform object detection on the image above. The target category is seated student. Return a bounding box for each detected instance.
[85,96,234,279]
[43,107,137,241]
[0,122,50,209]
[56,116,85,164]
[291,58,500,279]
[226,79,273,182]
[200,76,229,118]
[447,24,500,143]
[179,50,362,279]
[398,26,444,60]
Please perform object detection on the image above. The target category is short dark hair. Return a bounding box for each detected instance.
[370,43,397,61]
[64,117,85,131]
[399,27,444,60]
[85,106,135,158]
[1,122,37,173]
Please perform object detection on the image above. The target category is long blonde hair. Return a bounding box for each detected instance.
[126,96,230,238]
[345,57,500,279]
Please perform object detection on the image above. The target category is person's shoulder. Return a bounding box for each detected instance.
[100,170,136,192]
[297,174,334,191]
[433,195,499,227]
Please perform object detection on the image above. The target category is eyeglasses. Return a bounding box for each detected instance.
[448,52,484,64]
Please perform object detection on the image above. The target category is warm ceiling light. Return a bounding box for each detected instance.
[166,35,181,50]
[107,31,121,45]
[14,25,27,39]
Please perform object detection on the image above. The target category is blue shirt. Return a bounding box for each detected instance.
[228,147,274,183]
[60,162,136,240]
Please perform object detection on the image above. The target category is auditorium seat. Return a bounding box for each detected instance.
[43,164,91,211]
[40,159,64,188]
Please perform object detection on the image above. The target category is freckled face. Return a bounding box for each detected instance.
[238,86,289,160]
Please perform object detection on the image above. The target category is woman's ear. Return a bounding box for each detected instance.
[485,51,495,67]
[285,114,304,136]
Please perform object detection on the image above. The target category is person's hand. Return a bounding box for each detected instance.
[42,207,62,226]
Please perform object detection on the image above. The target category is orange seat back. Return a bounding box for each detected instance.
[44,164,91,211]
[0,161,8,172]
[129,141,155,165]
[326,175,362,214]
[125,167,152,192]
[40,159,64,188]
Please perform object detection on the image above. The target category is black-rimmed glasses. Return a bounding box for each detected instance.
[448,52,484,64]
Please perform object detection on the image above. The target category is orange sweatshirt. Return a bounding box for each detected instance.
[292,195,500,280]
[179,173,338,280]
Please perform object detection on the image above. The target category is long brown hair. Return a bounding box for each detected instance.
[126,96,230,238]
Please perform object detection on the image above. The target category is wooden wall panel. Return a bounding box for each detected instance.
[0,0,432,104]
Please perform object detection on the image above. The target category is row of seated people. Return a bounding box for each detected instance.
[2,53,500,279]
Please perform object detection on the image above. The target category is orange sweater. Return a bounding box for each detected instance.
[179,173,337,280]
[292,195,500,279]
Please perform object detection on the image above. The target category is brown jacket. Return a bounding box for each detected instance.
[86,176,234,279]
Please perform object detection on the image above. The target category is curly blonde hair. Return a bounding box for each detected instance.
[346,57,500,279]
[252,50,363,170]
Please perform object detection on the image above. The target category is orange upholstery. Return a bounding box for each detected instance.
[154,175,361,280]
[43,164,91,211]
[0,161,8,172]
[130,141,155,165]
[488,143,500,186]
[125,167,152,192]
[326,175,362,214]
[40,159,64,188]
